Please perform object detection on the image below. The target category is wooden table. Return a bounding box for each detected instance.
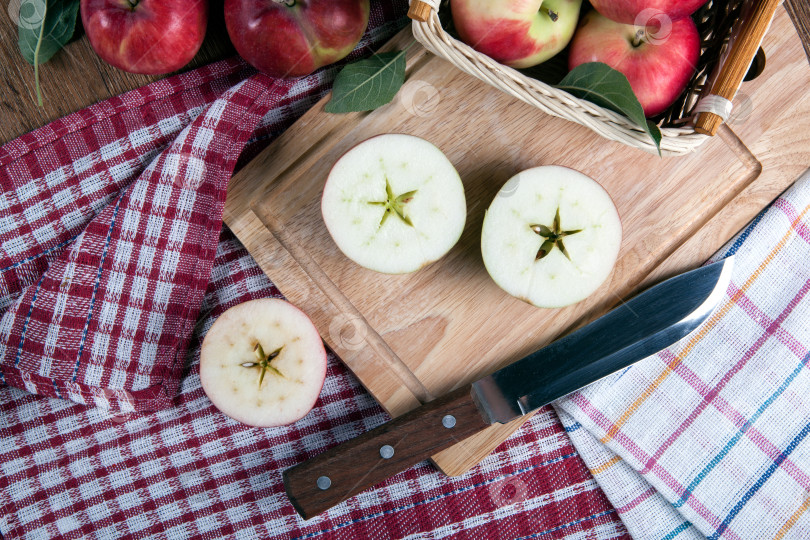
[0,1,809,145]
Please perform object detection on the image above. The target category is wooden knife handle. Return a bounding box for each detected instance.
[283,383,490,519]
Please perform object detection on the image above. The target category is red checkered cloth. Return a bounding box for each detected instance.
[0,2,628,538]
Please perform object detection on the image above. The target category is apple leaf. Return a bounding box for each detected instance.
[325,50,407,113]
[17,0,81,106]
[556,62,662,156]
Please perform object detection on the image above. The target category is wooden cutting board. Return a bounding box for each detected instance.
[225,8,810,477]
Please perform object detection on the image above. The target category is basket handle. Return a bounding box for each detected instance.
[694,0,781,136]
[408,0,435,22]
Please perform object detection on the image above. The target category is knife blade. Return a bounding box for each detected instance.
[283,257,734,519]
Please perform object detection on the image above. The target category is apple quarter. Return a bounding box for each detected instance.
[481,166,622,308]
[321,134,467,274]
[199,298,327,428]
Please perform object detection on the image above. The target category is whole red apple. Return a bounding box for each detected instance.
[225,0,370,79]
[590,0,708,25]
[568,10,699,117]
[451,0,582,69]
[81,0,207,75]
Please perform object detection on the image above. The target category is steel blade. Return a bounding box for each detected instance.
[471,257,734,424]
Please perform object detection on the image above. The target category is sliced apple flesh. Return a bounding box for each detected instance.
[481,166,622,308]
[199,298,327,427]
[321,134,467,274]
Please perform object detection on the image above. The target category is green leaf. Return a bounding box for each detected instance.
[17,0,80,106]
[325,50,407,113]
[18,0,78,64]
[556,62,662,155]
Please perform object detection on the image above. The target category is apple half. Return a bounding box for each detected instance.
[199,298,327,427]
[481,166,622,308]
[321,134,466,274]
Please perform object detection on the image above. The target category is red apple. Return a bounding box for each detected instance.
[225,0,370,79]
[81,0,207,75]
[590,0,708,25]
[451,0,583,69]
[568,10,699,117]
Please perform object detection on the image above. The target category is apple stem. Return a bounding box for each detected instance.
[272,0,296,5]
[540,7,558,22]
[632,28,646,47]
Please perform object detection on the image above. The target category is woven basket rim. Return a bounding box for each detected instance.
[410,2,716,156]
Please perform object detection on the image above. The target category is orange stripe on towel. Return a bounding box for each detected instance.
[590,455,622,475]
[772,493,810,540]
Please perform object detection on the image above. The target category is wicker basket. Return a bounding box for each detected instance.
[409,0,761,156]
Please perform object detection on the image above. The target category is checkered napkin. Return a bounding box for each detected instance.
[0,70,301,412]
[555,173,810,539]
[0,2,630,538]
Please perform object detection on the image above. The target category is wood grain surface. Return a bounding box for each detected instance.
[224,7,810,477]
[694,0,785,135]
[0,1,809,145]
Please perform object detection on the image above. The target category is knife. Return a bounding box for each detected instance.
[283,257,734,518]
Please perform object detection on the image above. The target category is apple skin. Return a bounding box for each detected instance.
[225,0,370,79]
[590,0,708,25]
[81,0,207,75]
[568,10,699,117]
[451,0,583,69]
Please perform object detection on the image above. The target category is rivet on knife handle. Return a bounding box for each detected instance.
[282,383,489,519]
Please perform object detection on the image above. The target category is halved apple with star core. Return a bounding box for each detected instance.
[199,298,327,427]
[481,166,622,308]
[321,134,467,274]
